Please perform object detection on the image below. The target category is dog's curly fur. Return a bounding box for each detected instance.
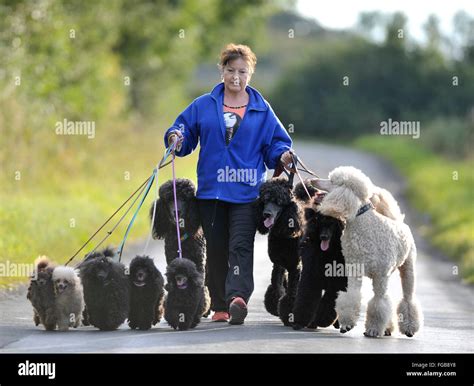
[27,257,84,331]
[164,258,210,330]
[150,179,206,274]
[128,255,165,330]
[79,248,130,331]
[27,257,57,330]
[293,179,322,204]
[256,177,303,326]
[292,202,347,330]
[52,266,84,331]
[316,166,423,337]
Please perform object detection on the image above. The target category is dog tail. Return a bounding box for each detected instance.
[370,187,405,222]
[34,256,53,272]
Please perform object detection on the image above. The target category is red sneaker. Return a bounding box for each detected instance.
[229,297,248,325]
[211,311,229,322]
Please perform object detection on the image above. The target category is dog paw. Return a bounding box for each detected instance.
[399,324,417,337]
[384,329,391,336]
[364,328,382,338]
[402,328,415,338]
[339,324,354,333]
[292,323,304,331]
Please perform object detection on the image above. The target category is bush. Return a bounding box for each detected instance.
[422,116,474,159]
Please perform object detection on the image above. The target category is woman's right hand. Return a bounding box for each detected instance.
[168,130,184,151]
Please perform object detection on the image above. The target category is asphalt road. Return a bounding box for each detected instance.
[0,142,472,353]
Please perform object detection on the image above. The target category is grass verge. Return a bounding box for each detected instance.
[355,135,473,284]
[0,127,198,288]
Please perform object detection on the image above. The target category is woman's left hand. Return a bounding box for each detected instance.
[280,151,294,169]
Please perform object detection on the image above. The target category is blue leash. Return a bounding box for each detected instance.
[117,168,157,261]
[117,142,178,262]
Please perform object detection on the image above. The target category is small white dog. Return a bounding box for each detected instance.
[52,266,84,331]
[315,166,422,338]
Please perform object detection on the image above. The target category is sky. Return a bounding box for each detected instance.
[296,0,474,42]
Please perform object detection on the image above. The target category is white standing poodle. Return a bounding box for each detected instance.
[52,266,84,331]
[314,166,422,338]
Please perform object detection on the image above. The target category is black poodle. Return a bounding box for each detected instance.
[256,177,303,326]
[79,247,130,331]
[27,257,57,331]
[128,255,165,330]
[293,179,323,204]
[164,258,210,330]
[292,199,347,330]
[150,178,206,274]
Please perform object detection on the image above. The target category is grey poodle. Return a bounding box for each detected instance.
[314,166,423,338]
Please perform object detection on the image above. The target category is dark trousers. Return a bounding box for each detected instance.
[198,199,257,312]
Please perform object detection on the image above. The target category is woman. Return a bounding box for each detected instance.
[165,43,293,325]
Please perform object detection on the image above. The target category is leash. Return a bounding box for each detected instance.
[143,144,176,255]
[117,168,157,262]
[119,142,179,262]
[287,152,319,179]
[171,149,183,259]
[289,152,312,200]
[76,179,150,267]
[65,141,178,267]
[273,150,316,200]
[64,176,152,266]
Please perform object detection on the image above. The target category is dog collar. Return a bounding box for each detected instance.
[180,232,189,242]
[356,202,374,217]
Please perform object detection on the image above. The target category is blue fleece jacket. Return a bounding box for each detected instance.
[164,83,292,203]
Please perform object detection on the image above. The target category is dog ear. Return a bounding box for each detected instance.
[151,265,161,281]
[273,201,302,237]
[319,186,360,220]
[254,198,269,235]
[337,218,345,232]
[303,207,316,222]
[186,197,201,234]
[192,271,204,288]
[150,198,169,239]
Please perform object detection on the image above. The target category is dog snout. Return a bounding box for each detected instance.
[263,212,272,219]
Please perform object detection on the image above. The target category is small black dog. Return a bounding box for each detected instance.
[128,255,165,330]
[79,247,130,331]
[150,179,206,274]
[27,257,57,331]
[292,202,347,330]
[164,258,210,331]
